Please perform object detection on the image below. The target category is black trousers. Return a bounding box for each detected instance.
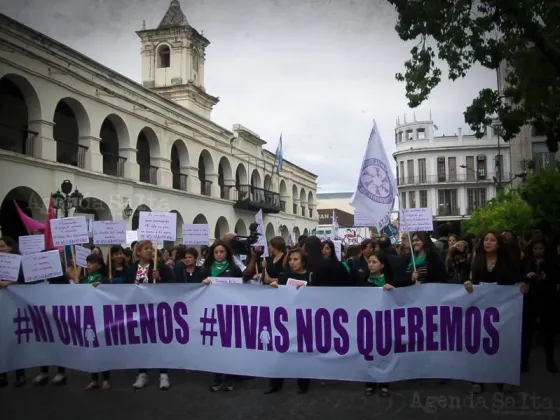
[269,378,310,391]
[138,369,167,374]
[366,382,389,389]
[522,296,556,364]
[91,371,111,381]
[0,369,25,379]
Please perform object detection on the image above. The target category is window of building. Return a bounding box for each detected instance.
[448,157,457,181]
[398,132,403,142]
[157,45,171,68]
[467,188,487,214]
[531,125,546,137]
[465,156,475,181]
[399,161,405,184]
[437,189,458,216]
[395,132,398,144]
[419,190,428,207]
[408,191,416,208]
[193,50,199,73]
[406,129,414,140]
[418,158,427,183]
[494,154,503,181]
[401,192,407,209]
[407,160,414,184]
[417,128,426,140]
[476,155,487,179]
[437,157,446,182]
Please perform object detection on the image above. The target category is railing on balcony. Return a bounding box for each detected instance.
[200,180,212,196]
[308,208,313,218]
[234,184,281,213]
[172,172,188,191]
[220,185,232,200]
[280,201,286,212]
[397,173,511,186]
[55,139,88,169]
[139,164,158,185]
[293,204,298,214]
[437,207,460,216]
[0,123,36,156]
[102,153,126,177]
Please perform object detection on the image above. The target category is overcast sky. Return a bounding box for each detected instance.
[1,0,495,192]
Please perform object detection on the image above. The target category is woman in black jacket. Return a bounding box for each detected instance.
[201,240,243,392]
[521,237,558,374]
[304,236,351,286]
[406,232,447,284]
[0,236,26,387]
[173,247,204,283]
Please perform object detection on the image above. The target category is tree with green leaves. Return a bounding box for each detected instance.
[461,190,535,234]
[389,0,560,152]
[518,165,560,232]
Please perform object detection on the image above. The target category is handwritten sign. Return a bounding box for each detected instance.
[74,245,90,268]
[182,224,209,246]
[49,216,89,246]
[209,277,243,284]
[137,212,177,242]
[399,208,434,232]
[93,220,126,245]
[126,230,138,244]
[287,278,307,287]
[18,235,45,255]
[353,210,376,227]
[0,253,22,282]
[333,240,342,261]
[21,250,63,283]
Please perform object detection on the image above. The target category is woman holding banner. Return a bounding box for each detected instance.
[406,232,447,285]
[202,240,243,392]
[125,240,175,391]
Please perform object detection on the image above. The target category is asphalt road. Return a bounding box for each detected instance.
[1,347,559,420]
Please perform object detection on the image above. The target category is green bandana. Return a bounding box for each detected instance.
[368,273,385,287]
[342,261,351,273]
[408,252,427,271]
[210,260,229,277]
[84,272,102,284]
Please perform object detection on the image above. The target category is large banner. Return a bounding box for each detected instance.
[0,284,523,384]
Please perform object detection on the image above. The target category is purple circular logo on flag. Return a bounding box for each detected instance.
[358,158,393,204]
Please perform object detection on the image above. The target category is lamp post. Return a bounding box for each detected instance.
[51,180,83,218]
[123,203,134,220]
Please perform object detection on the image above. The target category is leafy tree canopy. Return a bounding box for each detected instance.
[461,190,535,234]
[389,0,560,152]
[518,165,560,232]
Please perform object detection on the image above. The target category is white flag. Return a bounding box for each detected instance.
[350,122,397,230]
[253,209,269,256]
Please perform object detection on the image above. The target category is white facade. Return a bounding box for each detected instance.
[0,3,317,244]
[393,115,512,222]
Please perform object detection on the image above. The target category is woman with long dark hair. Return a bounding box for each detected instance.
[521,237,558,374]
[304,236,350,286]
[406,232,447,284]
[263,236,287,285]
[321,239,338,261]
[463,231,527,393]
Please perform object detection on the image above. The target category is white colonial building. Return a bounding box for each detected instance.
[394,114,513,230]
[0,1,318,244]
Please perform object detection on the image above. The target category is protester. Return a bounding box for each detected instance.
[377,236,408,286]
[173,247,203,283]
[263,236,287,285]
[407,231,447,284]
[109,245,127,284]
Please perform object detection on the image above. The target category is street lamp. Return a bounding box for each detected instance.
[51,180,83,218]
[123,203,134,219]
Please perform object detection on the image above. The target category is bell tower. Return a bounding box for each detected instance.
[136,0,219,118]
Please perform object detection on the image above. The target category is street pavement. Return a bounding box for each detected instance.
[1,347,559,420]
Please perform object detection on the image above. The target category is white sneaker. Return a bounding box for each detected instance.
[159,373,170,390]
[133,373,148,389]
[33,373,49,386]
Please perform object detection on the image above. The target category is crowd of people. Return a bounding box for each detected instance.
[0,228,558,396]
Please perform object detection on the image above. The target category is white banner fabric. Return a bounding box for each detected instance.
[0,283,522,385]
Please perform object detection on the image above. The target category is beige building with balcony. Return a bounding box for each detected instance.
[0,1,317,243]
[393,114,512,229]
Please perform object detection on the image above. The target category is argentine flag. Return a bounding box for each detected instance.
[275,134,283,173]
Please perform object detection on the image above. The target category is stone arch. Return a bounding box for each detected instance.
[264,174,272,190]
[0,186,47,239]
[279,180,288,197]
[171,139,189,191]
[234,219,247,236]
[198,149,215,196]
[265,222,275,240]
[193,213,208,224]
[167,209,184,248]
[157,43,171,68]
[53,97,91,168]
[218,156,233,199]
[279,224,289,241]
[75,197,113,221]
[235,163,248,186]
[299,188,306,204]
[250,169,262,188]
[303,228,309,236]
[293,226,301,241]
[136,127,160,184]
[0,74,42,156]
[214,216,230,240]
[131,204,151,231]
[100,113,130,177]
[307,191,315,207]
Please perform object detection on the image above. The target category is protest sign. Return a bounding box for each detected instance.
[0,253,22,282]
[0,283,522,385]
[92,220,127,245]
[137,212,177,242]
[182,224,210,246]
[49,217,89,246]
[18,235,45,256]
[400,208,433,232]
[20,250,63,283]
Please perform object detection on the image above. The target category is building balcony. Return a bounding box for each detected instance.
[437,207,460,217]
[139,164,158,185]
[200,180,212,196]
[102,153,126,178]
[220,185,232,200]
[172,172,188,191]
[397,172,511,186]
[0,123,36,156]
[234,184,281,213]
[55,139,88,169]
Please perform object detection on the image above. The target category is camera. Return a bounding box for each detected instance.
[229,222,261,256]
